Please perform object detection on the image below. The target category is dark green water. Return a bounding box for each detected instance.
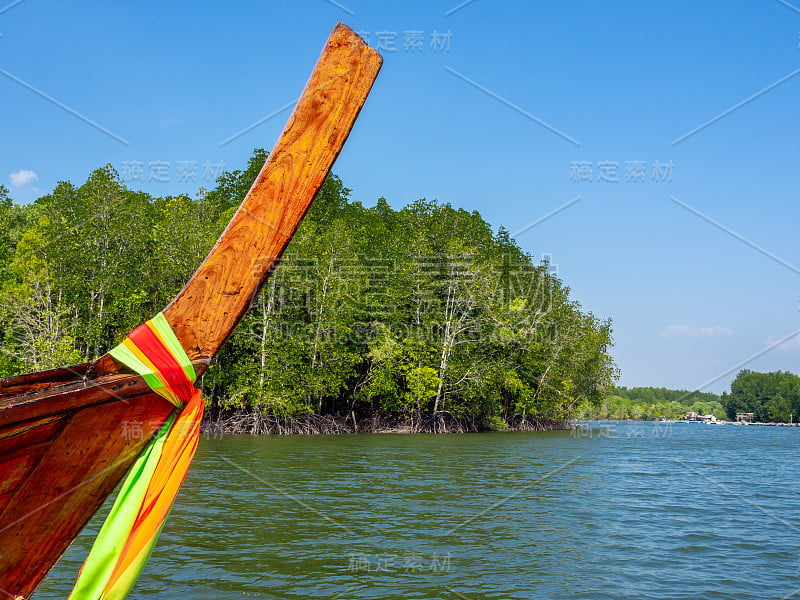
[37,422,800,599]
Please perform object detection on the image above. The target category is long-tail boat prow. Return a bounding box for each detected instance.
[0,23,382,596]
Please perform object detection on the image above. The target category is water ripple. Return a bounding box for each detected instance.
[35,423,800,600]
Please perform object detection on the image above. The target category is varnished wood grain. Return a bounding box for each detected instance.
[0,360,208,428]
[0,395,173,594]
[163,22,382,360]
[0,361,92,400]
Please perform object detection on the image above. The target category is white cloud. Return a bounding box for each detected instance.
[9,169,38,188]
[659,325,733,338]
[764,332,800,351]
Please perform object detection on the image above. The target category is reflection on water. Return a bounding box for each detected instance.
[37,422,800,599]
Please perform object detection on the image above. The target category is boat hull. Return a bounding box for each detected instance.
[0,393,172,591]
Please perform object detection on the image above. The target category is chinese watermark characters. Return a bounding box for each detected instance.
[570,160,674,183]
[119,160,226,184]
[355,29,452,53]
[121,419,222,441]
[348,552,452,573]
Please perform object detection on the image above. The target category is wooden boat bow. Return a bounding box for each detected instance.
[0,23,381,595]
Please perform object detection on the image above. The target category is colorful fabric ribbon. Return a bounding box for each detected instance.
[68,313,204,600]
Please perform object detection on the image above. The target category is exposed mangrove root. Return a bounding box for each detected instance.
[507,415,573,431]
[200,409,572,436]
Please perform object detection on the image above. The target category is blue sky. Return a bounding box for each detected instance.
[2,0,799,393]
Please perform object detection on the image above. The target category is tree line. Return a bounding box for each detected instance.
[0,150,618,432]
[721,369,800,423]
[575,386,725,421]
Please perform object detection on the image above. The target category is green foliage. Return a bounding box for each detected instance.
[404,366,441,413]
[486,415,509,431]
[0,186,12,274]
[576,386,726,421]
[0,150,621,425]
[722,370,800,422]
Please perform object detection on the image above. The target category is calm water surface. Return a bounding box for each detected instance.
[37,421,800,599]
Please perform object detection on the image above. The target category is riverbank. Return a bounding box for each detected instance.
[200,410,571,436]
[743,421,800,427]
[577,418,800,427]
